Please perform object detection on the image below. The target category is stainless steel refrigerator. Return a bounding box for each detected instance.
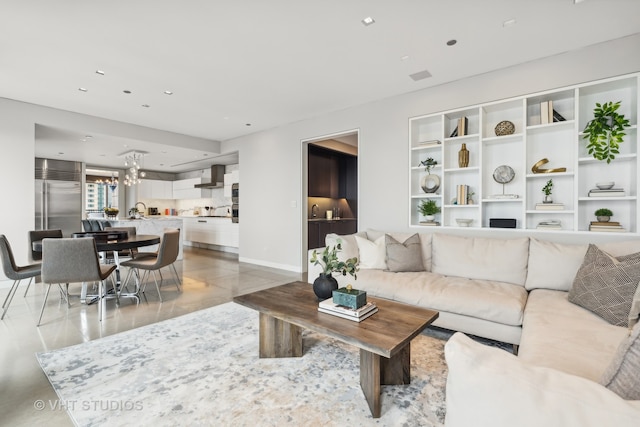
[35,158,82,237]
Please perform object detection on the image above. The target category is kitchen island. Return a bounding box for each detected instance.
[96,217,184,260]
[180,216,239,253]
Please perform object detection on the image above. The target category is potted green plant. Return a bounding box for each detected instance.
[310,241,359,300]
[542,179,553,203]
[583,101,631,164]
[418,199,440,221]
[104,207,119,218]
[595,208,613,222]
[420,157,438,174]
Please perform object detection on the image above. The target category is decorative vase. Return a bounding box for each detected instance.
[597,216,610,222]
[313,273,338,301]
[543,195,553,204]
[458,144,469,168]
[424,215,435,222]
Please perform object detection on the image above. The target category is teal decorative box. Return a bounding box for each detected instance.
[332,286,367,310]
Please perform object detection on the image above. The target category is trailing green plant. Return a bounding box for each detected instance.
[310,241,359,278]
[418,199,441,216]
[420,157,438,174]
[542,179,553,196]
[595,208,613,217]
[583,101,631,164]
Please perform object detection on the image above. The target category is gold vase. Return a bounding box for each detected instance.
[458,143,469,168]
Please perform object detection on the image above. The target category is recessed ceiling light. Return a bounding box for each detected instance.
[163,90,173,95]
[503,18,516,27]
[78,87,88,92]
[446,39,457,46]
[573,0,585,3]
[401,55,410,61]
[409,69,432,81]
[57,152,64,155]
[246,123,252,126]
[95,70,105,75]
[123,90,131,94]
[142,104,150,108]
[361,16,375,26]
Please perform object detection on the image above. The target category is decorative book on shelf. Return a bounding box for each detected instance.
[456,185,469,205]
[537,220,562,230]
[318,298,378,322]
[419,221,440,226]
[449,116,468,137]
[540,100,566,124]
[589,221,626,232]
[418,139,441,147]
[535,203,564,210]
[588,188,625,197]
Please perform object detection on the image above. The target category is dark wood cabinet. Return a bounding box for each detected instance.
[308,145,357,199]
[308,220,357,249]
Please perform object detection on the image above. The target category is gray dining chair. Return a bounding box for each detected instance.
[38,237,117,326]
[23,229,63,297]
[121,228,181,302]
[0,235,41,320]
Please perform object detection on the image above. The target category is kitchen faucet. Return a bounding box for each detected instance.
[135,201,147,214]
[311,204,319,218]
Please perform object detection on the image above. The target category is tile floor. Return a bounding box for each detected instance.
[0,247,303,426]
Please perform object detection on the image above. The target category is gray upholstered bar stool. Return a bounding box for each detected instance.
[0,235,41,320]
[38,237,117,326]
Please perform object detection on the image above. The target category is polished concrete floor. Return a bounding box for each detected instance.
[0,247,303,426]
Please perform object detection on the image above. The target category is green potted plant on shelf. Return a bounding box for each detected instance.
[420,157,438,174]
[595,208,613,222]
[583,101,631,164]
[310,240,359,301]
[418,199,441,221]
[542,179,553,203]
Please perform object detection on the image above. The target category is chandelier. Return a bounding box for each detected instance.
[123,152,147,186]
[96,173,118,192]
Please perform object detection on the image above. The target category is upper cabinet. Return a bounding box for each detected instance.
[308,145,357,199]
[172,178,212,199]
[138,179,173,199]
[409,73,639,234]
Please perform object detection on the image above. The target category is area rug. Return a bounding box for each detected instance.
[37,302,450,427]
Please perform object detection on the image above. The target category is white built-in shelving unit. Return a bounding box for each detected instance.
[409,73,639,233]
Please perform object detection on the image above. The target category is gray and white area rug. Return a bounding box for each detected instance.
[37,302,453,426]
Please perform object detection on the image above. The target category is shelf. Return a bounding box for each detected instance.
[411,194,442,199]
[444,133,479,143]
[482,133,524,144]
[526,210,575,214]
[526,120,575,132]
[482,198,523,203]
[578,196,637,202]
[525,171,575,178]
[411,143,442,151]
[444,204,479,208]
[578,153,637,163]
[444,166,480,173]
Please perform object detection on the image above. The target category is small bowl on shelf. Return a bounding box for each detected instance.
[456,218,473,227]
[595,181,615,190]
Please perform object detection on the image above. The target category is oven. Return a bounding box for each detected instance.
[231,203,239,223]
[231,183,239,203]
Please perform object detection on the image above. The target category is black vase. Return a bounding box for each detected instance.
[313,273,338,301]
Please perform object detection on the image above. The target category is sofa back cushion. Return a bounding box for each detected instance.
[385,233,425,272]
[600,322,640,400]
[431,233,529,286]
[355,235,387,269]
[525,239,588,291]
[367,229,432,271]
[325,232,366,262]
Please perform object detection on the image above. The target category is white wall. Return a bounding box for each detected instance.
[2,34,640,278]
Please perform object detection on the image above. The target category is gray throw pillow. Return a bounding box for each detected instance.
[568,244,640,327]
[600,321,640,400]
[385,233,424,272]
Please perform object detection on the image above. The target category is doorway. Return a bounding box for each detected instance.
[303,130,359,256]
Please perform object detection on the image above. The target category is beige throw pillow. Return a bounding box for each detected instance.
[600,322,640,400]
[355,235,386,270]
[385,233,424,272]
[568,244,640,327]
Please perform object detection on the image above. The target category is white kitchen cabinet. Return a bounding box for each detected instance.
[182,217,239,248]
[409,72,639,233]
[172,178,212,199]
[138,179,173,199]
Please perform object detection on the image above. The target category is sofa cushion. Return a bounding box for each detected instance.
[367,229,433,271]
[600,322,640,400]
[630,285,640,329]
[325,232,366,262]
[384,233,424,272]
[568,244,640,327]
[355,269,527,326]
[444,332,640,427]
[354,235,386,269]
[525,239,588,291]
[520,289,629,381]
[431,233,529,286]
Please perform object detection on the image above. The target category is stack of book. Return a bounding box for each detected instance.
[419,221,440,226]
[318,298,378,322]
[536,220,562,230]
[457,184,469,205]
[589,221,626,232]
[535,203,564,210]
[588,188,626,197]
[540,100,566,124]
[418,139,441,147]
[449,116,468,137]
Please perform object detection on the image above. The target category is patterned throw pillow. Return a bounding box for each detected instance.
[385,233,424,272]
[568,244,640,327]
[600,321,640,400]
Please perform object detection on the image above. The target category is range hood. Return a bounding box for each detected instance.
[194,165,225,188]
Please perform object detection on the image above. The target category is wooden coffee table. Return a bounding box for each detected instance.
[233,281,439,418]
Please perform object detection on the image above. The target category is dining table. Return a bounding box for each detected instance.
[33,231,161,303]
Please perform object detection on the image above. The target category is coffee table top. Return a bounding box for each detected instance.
[233,281,439,358]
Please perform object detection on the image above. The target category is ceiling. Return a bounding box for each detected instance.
[2,0,639,172]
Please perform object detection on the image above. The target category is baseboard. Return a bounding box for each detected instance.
[239,256,302,273]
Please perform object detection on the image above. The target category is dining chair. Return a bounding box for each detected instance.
[0,235,41,320]
[24,229,63,297]
[121,228,181,302]
[38,237,117,326]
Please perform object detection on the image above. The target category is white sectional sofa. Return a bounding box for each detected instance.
[307,230,640,426]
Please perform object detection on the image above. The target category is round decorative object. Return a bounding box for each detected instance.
[494,120,515,136]
[597,216,611,222]
[456,218,473,227]
[313,273,338,300]
[493,165,515,184]
[420,174,440,193]
[596,181,615,190]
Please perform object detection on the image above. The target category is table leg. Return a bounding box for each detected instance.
[360,342,411,418]
[258,313,302,358]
